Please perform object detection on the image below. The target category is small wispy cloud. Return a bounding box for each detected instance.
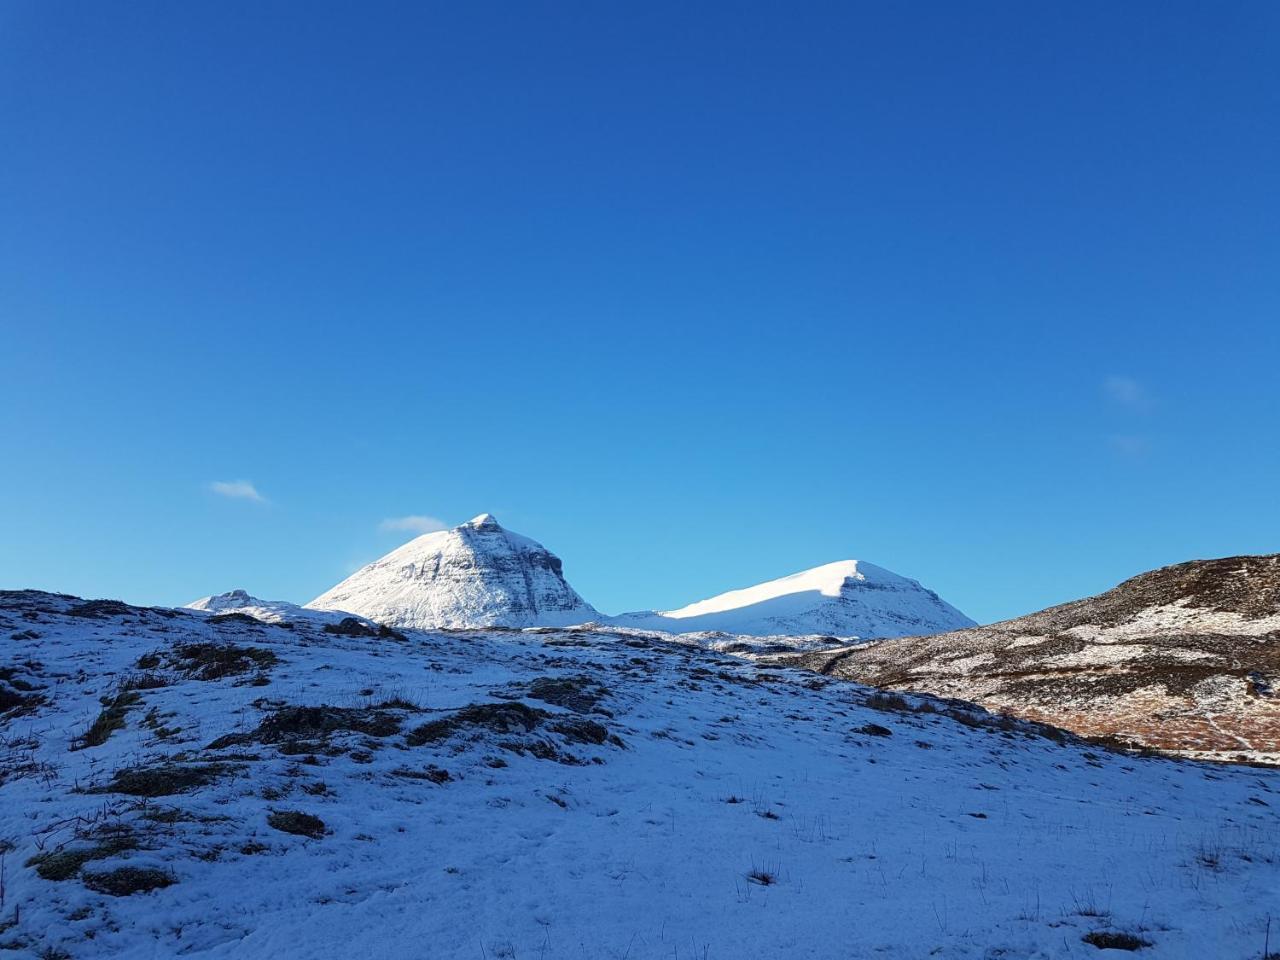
[379,515,447,535]
[1103,375,1153,412]
[209,480,266,503]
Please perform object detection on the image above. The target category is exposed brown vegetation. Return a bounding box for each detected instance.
[405,700,620,762]
[1082,931,1151,951]
[267,810,326,839]
[148,642,279,682]
[91,762,239,797]
[73,691,141,749]
[82,866,175,896]
[208,705,402,753]
[27,834,138,881]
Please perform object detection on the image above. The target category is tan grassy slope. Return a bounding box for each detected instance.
[774,555,1280,763]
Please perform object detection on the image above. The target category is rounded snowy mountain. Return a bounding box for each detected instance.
[306,514,599,630]
[609,559,974,639]
[185,589,378,628]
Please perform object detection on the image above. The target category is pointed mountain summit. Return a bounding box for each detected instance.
[609,559,974,638]
[306,514,599,630]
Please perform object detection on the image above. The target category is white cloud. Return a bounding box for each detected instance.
[379,515,447,535]
[1103,375,1153,412]
[209,480,266,503]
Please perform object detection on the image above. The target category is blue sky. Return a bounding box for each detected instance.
[1,1,1277,624]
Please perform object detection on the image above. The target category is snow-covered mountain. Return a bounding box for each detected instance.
[306,514,599,630]
[185,589,360,626]
[778,553,1280,763]
[303,515,969,639]
[3,587,1277,958]
[609,559,974,639]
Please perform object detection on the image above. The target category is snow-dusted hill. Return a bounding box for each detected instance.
[185,589,364,627]
[306,514,598,630]
[609,559,974,639]
[778,554,1280,763]
[3,588,1276,958]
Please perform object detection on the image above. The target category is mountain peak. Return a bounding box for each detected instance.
[306,516,596,630]
[464,513,501,531]
[186,588,259,611]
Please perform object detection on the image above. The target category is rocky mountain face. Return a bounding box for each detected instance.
[609,559,974,639]
[775,554,1280,763]
[306,514,599,630]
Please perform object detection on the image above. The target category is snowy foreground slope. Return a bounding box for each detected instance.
[307,514,598,630]
[2,591,1279,959]
[610,559,975,639]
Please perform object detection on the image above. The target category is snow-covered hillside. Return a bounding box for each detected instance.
[306,514,598,629]
[610,559,974,638]
[3,588,1276,959]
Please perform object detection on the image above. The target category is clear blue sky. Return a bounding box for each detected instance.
[2,1,1277,624]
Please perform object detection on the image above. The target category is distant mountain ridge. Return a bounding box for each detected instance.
[187,589,340,625]
[296,513,974,637]
[608,559,974,639]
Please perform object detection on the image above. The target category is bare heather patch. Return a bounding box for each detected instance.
[267,810,327,839]
[120,670,170,691]
[323,617,407,642]
[27,833,139,882]
[407,702,544,745]
[746,859,781,886]
[862,689,1072,745]
[524,675,612,714]
[0,663,45,719]
[856,722,894,737]
[90,762,241,798]
[391,765,452,783]
[73,691,141,750]
[1082,931,1151,951]
[405,700,622,763]
[207,704,404,756]
[142,642,279,683]
[207,612,267,628]
[82,866,175,896]
[65,599,136,620]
